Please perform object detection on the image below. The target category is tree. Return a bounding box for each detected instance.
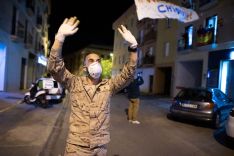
[101,59,112,78]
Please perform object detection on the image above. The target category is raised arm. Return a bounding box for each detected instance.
[47,17,80,89]
[110,25,138,94]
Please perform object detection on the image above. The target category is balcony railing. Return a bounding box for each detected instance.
[144,30,157,43]
[178,27,216,51]
[142,56,155,66]
[26,0,35,15]
[139,30,157,46]
[196,27,215,46]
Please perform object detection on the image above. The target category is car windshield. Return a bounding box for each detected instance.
[176,88,212,102]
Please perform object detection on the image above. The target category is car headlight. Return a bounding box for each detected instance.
[204,102,214,109]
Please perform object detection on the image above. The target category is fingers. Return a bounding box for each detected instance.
[117,27,124,35]
[121,25,127,32]
[63,18,68,24]
[67,16,79,26]
[118,24,128,35]
[73,20,80,28]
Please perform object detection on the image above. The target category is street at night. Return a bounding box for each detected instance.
[1,1,234,155]
[0,93,233,156]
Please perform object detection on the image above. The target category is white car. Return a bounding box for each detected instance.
[225,108,234,139]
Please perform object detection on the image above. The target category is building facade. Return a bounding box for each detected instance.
[174,0,234,99]
[112,5,155,94]
[0,0,50,91]
[113,0,234,98]
[112,4,177,95]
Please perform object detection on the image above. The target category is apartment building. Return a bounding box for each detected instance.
[174,0,234,99]
[0,0,51,91]
[113,0,234,98]
[112,4,177,95]
[112,5,155,94]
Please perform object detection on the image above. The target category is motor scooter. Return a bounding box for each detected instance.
[23,81,49,108]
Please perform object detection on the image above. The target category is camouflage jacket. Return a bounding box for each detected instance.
[47,45,136,148]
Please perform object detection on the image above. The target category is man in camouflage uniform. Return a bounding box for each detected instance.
[47,17,138,156]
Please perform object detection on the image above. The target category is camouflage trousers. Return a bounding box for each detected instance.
[64,143,107,156]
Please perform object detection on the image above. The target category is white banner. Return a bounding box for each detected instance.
[134,0,199,23]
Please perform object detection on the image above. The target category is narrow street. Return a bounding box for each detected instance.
[0,93,233,156]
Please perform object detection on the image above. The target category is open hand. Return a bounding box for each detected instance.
[118,25,138,48]
[58,16,80,36]
[56,16,80,42]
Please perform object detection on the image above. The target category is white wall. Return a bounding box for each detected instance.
[137,67,154,93]
[173,51,208,96]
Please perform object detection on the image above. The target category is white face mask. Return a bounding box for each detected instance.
[87,62,102,79]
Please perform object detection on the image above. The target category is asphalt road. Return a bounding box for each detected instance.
[108,94,234,156]
[0,93,233,156]
[0,95,64,156]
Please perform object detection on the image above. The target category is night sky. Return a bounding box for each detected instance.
[49,0,134,54]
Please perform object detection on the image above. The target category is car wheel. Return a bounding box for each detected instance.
[24,95,31,104]
[37,95,48,108]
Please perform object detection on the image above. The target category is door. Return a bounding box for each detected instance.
[20,58,26,89]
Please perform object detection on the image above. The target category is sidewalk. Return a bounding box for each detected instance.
[0,91,25,111]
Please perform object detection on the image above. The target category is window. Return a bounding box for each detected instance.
[139,30,144,44]
[166,19,171,28]
[181,0,194,9]
[182,25,193,49]
[164,42,170,57]
[11,6,17,35]
[199,0,216,7]
[187,25,193,47]
[206,15,218,43]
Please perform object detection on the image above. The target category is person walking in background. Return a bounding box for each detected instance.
[127,73,144,124]
[47,16,138,156]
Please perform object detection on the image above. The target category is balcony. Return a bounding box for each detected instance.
[10,21,25,42]
[36,16,42,29]
[25,33,33,49]
[199,0,218,10]
[26,0,35,15]
[196,27,215,47]
[141,56,155,67]
[139,30,157,47]
[178,27,216,51]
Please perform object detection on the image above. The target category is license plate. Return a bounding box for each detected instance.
[180,103,198,109]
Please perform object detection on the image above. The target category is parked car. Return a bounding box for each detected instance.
[169,87,234,128]
[225,108,234,139]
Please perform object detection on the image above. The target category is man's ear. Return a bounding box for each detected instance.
[83,65,87,72]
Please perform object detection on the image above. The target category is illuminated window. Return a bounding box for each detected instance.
[187,25,193,47]
[206,15,218,43]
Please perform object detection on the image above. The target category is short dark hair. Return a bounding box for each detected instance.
[83,52,101,65]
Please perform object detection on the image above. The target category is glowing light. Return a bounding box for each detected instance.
[229,51,234,60]
[110,53,113,57]
[220,61,228,94]
[38,55,47,66]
